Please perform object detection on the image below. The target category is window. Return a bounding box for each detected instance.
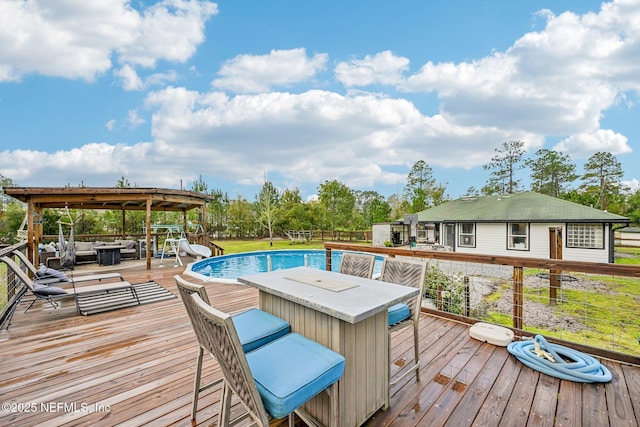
[507,223,529,250]
[458,223,475,247]
[566,223,604,249]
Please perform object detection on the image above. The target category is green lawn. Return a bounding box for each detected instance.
[481,248,640,354]
[615,246,640,265]
[215,238,368,254]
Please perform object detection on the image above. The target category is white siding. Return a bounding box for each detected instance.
[372,224,391,247]
[454,222,611,263]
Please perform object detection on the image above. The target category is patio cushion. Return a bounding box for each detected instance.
[36,265,69,282]
[75,242,94,252]
[246,333,345,419]
[233,308,291,353]
[388,302,410,326]
[33,284,68,296]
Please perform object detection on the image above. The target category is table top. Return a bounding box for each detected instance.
[238,267,419,323]
[95,245,125,250]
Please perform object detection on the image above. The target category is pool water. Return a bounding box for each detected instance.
[186,249,382,282]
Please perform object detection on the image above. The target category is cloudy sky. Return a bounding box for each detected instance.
[1,0,638,200]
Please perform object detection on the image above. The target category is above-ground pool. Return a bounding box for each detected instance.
[186,249,383,283]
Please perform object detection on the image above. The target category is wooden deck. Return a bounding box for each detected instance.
[1,261,639,427]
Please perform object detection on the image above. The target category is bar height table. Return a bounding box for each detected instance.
[239,266,419,427]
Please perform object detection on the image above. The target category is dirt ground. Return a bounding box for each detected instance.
[477,273,612,333]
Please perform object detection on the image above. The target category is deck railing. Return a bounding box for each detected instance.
[0,241,29,328]
[325,242,640,364]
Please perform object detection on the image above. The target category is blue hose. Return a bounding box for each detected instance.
[507,335,612,383]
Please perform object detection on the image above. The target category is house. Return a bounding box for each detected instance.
[372,191,630,263]
[616,226,640,247]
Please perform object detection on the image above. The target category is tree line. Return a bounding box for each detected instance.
[0,142,638,243]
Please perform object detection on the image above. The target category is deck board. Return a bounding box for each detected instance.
[1,261,639,427]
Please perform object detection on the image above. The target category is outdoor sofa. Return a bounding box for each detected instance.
[40,239,140,265]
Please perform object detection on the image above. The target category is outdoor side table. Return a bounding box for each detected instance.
[96,245,123,266]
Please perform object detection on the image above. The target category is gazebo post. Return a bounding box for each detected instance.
[146,198,152,270]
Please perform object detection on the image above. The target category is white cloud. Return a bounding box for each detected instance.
[554,129,632,158]
[142,87,539,188]
[114,65,144,91]
[114,65,178,91]
[0,0,217,82]
[399,0,640,161]
[106,119,116,131]
[211,48,328,93]
[335,50,410,87]
[622,178,639,192]
[117,0,218,68]
[127,109,146,127]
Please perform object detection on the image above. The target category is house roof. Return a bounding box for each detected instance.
[414,192,630,223]
[619,227,640,233]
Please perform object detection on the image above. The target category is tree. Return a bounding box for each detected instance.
[227,196,255,238]
[354,190,392,228]
[1,173,18,212]
[464,186,480,196]
[580,151,625,211]
[190,175,209,193]
[1,202,26,242]
[277,188,317,233]
[526,149,578,197]
[387,193,411,220]
[404,160,439,212]
[255,178,281,246]
[115,176,132,188]
[623,187,640,225]
[317,180,355,237]
[482,140,526,195]
[207,189,230,238]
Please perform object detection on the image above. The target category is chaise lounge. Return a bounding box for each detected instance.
[1,256,139,316]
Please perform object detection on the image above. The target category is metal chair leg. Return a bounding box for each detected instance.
[191,347,204,420]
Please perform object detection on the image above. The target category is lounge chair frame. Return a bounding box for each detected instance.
[10,250,124,286]
[1,256,138,316]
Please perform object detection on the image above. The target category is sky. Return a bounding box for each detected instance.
[1,0,639,202]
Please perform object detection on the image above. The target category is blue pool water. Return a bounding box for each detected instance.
[187,249,382,282]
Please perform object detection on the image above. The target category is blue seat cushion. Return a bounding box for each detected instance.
[388,303,410,325]
[233,308,291,353]
[246,333,345,419]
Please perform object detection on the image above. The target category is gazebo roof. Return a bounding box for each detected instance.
[4,187,211,212]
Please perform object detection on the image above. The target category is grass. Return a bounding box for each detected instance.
[215,238,367,254]
[477,249,640,354]
[615,246,640,265]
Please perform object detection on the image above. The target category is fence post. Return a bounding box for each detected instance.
[464,276,470,317]
[513,266,523,330]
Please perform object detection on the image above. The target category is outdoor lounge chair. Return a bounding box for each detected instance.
[10,250,124,286]
[379,257,428,387]
[339,252,376,278]
[190,292,345,426]
[174,275,291,421]
[1,256,139,315]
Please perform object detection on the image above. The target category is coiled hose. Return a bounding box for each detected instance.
[507,335,612,383]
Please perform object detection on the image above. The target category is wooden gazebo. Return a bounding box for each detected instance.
[4,187,211,269]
